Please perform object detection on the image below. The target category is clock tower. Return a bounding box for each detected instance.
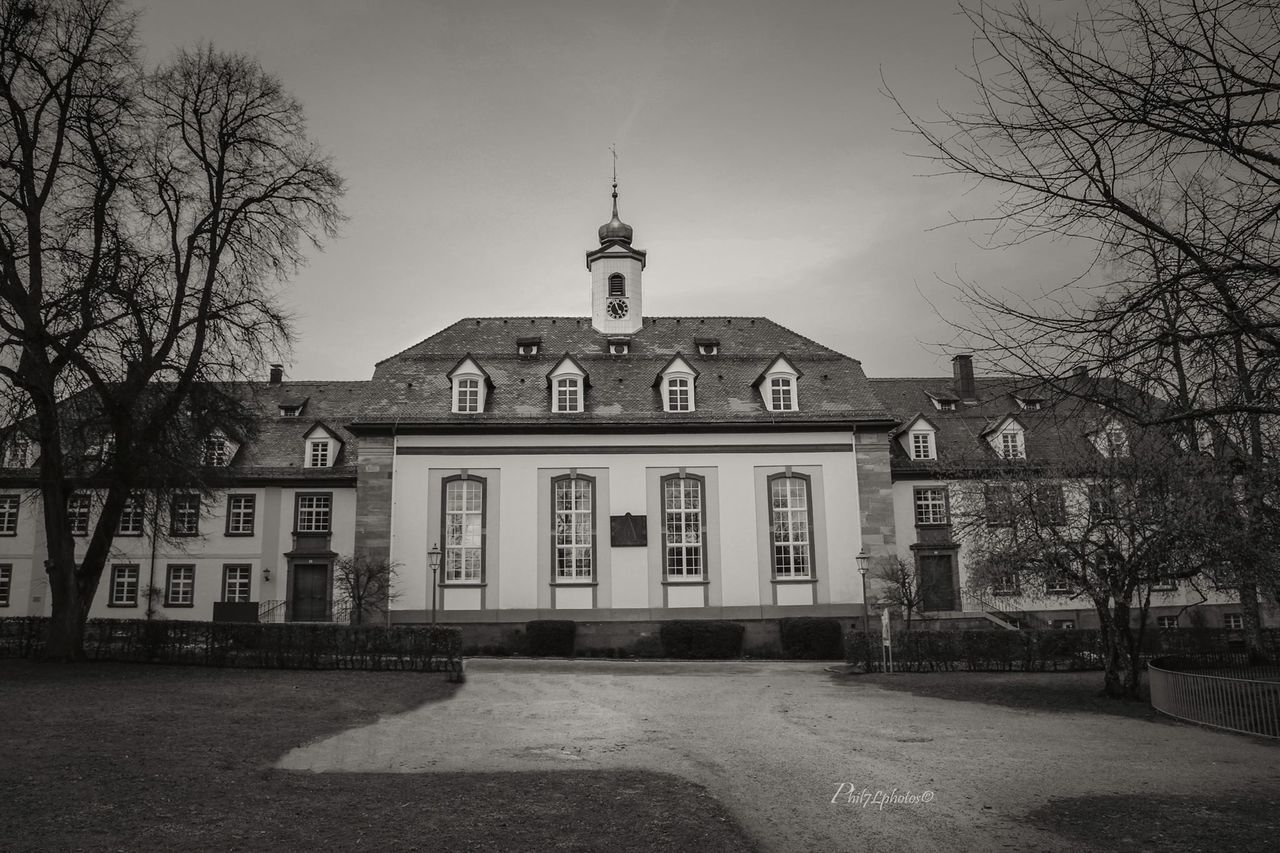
[587,179,646,335]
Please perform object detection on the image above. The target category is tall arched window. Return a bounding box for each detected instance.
[768,473,813,579]
[608,273,626,297]
[662,474,705,580]
[552,474,594,580]
[443,476,485,582]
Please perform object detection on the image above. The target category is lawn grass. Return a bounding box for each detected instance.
[0,661,758,852]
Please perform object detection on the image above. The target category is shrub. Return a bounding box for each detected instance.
[659,620,745,659]
[779,617,843,659]
[525,619,576,657]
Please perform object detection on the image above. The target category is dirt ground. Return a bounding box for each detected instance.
[280,659,1280,853]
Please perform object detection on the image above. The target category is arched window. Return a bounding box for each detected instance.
[666,376,692,412]
[443,476,485,582]
[662,474,705,580]
[608,273,626,297]
[554,377,582,412]
[768,474,813,579]
[552,474,594,580]
[455,377,480,413]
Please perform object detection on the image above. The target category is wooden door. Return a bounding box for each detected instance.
[919,554,957,612]
[291,564,329,621]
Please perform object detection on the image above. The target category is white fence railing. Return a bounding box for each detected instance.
[1148,661,1280,739]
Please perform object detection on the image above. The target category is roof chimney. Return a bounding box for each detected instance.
[269,363,284,385]
[952,354,976,400]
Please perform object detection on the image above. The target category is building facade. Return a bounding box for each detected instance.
[0,189,1266,633]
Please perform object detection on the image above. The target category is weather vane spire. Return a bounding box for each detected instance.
[609,143,619,215]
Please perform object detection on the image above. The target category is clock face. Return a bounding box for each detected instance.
[606,298,629,319]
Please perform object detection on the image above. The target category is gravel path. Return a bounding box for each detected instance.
[278,660,1280,852]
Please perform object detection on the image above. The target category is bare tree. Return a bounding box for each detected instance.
[0,0,343,659]
[870,555,925,630]
[333,554,399,626]
[888,0,1280,651]
[948,418,1240,698]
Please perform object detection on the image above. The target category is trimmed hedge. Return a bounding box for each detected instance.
[779,617,843,659]
[659,620,745,659]
[525,619,576,657]
[0,617,462,675]
[845,627,1280,673]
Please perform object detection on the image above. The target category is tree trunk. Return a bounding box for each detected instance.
[1238,582,1269,663]
[1096,600,1143,699]
[43,561,91,662]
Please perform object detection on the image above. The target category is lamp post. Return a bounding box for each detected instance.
[427,543,442,625]
[856,549,870,638]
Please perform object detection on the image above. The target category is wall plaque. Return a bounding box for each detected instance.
[610,513,647,547]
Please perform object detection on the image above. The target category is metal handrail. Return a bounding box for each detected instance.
[1148,660,1280,739]
[257,599,286,623]
[967,589,1045,630]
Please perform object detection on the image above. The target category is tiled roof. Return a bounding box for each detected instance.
[869,376,1113,473]
[227,381,372,472]
[358,316,891,428]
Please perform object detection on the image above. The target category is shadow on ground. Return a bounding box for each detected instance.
[1028,792,1280,853]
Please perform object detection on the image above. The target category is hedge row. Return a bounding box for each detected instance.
[845,627,1280,673]
[0,617,463,675]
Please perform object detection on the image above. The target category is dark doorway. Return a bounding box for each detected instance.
[919,554,957,611]
[291,563,330,621]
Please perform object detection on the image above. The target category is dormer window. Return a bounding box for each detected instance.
[302,424,341,469]
[608,273,626,297]
[696,337,720,356]
[308,439,330,467]
[910,431,935,460]
[3,436,30,468]
[607,337,631,355]
[656,354,698,414]
[555,377,582,412]
[516,336,541,356]
[770,377,796,411]
[1000,430,1025,459]
[939,401,956,412]
[1014,395,1045,411]
[448,355,490,414]
[202,435,231,467]
[667,377,691,411]
[1092,420,1130,458]
[280,405,301,418]
[548,355,588,414]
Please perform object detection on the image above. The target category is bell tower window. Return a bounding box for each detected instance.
[608,274,626,297]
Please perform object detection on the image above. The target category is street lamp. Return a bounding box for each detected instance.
[856,549,870,638]
[427,543,442,625]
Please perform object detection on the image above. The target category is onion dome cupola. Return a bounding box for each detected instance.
[598,184,635,244]
[588,173,647,336]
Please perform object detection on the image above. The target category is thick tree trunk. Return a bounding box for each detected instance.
[43,560,92,661]
[1237,582,1269,663]
[1096,600,1143,699]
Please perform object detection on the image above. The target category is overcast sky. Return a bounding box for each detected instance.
[137,0,1095,381]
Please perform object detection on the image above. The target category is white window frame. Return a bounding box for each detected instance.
[663,475,705,580]
[1224,612,1243,630]
[768,376,797,412]
[117,493,145,536]
[3,437,30,468]
[306,438,332,468]
[165,564,195,607]
[910,431,935,460]
[0,563,11,607]
[67,493,91,536]
[170,494,200,537]
[109,564,139,607]
[443,477,485,583]
[553,476,594,581]
[0,494,18,536]
[453,377,482,413]
[295,493,332,533]
[222,564,252,603]
[769,474,813,579]
[665,376,693,412]
[554,377,583,413]
[227,494,256,535]
[202,436,230,467]
[913,487,948,525]
[999,430,1025,459]
[1157,615,1179,630]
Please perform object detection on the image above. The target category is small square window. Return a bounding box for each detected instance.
[165,565,195,607]
[67,494,91,536]
[109,564,139,607]
[307,439,331,468]
[296,494,332,533]
[1157,615,1179,630]
[913,487,948,525]
[170,494,200,537]
[1224,613,1244,630]
[0,494,18,536]
[226,495,256,536]
[222,564,252,603]
[910,432,935,460]
[117,494,144,536]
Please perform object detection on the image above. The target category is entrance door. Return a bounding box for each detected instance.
[919,554,957,612]
[291,564,329,621]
